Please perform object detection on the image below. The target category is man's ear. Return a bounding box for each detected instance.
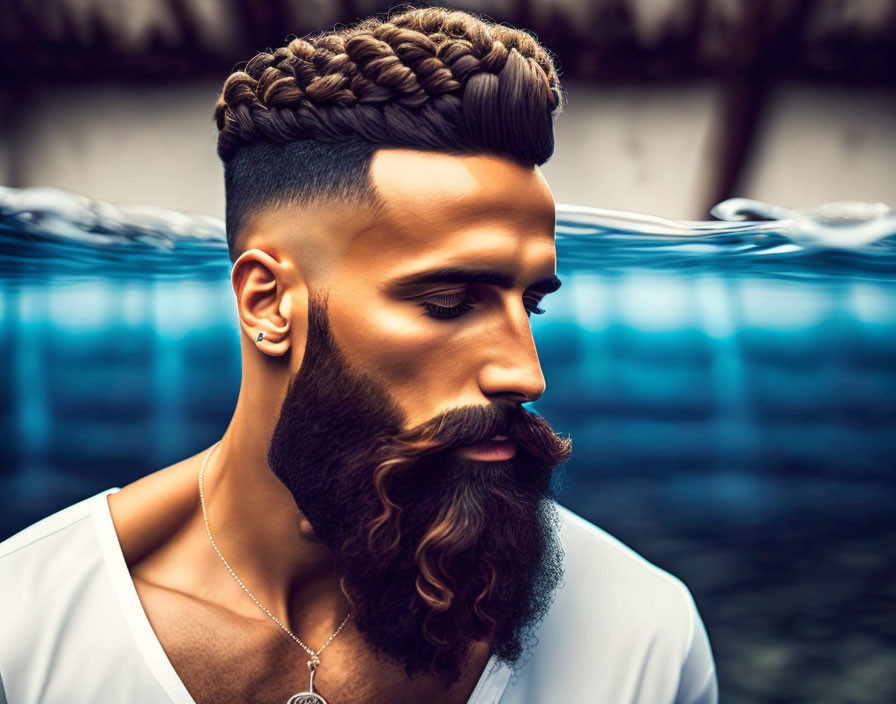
[231,248,308,359]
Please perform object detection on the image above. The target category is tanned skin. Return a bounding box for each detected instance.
[107,148,560,704]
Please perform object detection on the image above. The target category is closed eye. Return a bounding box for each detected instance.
[421,292,547,320]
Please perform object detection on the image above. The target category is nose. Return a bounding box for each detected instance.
[477,302,546,405]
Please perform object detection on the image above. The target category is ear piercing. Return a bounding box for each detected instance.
[256,332,265,343]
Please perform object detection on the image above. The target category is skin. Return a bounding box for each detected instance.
[107,148,560,703]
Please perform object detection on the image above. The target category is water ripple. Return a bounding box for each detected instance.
[1,186,894,283]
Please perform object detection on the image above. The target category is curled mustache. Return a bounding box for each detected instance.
[354,403,572,675]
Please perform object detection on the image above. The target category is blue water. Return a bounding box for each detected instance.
[1,186,895,703]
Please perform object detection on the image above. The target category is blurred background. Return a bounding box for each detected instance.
[2,0,895,217]
[1,1,895,703]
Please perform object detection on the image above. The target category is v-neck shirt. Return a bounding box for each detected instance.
[0,488,717,703]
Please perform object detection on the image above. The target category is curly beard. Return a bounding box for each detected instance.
[267,291,573,687]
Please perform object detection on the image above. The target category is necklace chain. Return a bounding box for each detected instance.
[198,440,352,662]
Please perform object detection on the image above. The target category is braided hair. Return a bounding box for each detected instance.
[215,5,565,260]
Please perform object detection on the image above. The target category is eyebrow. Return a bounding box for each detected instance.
[388,267,562,294]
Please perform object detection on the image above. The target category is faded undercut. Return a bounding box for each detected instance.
[214,4,565,263]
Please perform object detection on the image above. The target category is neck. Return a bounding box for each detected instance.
[199,380,353,642]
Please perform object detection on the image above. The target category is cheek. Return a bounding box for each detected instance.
[329,298,468,408]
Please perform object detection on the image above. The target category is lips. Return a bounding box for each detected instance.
[454,434,517,461]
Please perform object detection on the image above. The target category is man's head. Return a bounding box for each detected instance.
[214,4,571,688]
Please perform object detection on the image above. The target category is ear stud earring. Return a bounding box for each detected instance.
[256,332,265,343]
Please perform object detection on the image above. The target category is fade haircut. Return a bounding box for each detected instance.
[214,4,565,262]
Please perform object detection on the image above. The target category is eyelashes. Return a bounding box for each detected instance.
[422,294,546,320]
[423,299,476,319]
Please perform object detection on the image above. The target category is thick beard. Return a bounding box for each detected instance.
[267,291,573,687]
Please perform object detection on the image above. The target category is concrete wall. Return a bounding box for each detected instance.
[2,80,894,220]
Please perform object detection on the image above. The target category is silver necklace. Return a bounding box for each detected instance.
[199,440,353,704]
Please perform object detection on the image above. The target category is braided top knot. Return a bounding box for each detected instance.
[214,6,564,164]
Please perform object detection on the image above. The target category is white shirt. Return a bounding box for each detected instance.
[0,488,718,703]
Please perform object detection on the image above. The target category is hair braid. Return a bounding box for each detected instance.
[216,5,564,260]
[215,5,563,163]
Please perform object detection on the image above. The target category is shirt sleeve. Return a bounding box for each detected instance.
[673,585,718,704]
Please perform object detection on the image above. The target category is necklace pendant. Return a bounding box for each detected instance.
[286,657,327,704]
[286,694,327,704]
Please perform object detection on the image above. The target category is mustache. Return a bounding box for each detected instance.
[378,400,572,469]
[367,402,572,551]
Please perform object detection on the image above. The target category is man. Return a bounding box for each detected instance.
[0,6,717,704]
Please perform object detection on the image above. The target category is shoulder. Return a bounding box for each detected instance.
[0,490,120,611]
[0,490,117,673]
[0,490,113,565]
[0,489,180,703]
[522,503,718,702]
[554,503,696,632]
